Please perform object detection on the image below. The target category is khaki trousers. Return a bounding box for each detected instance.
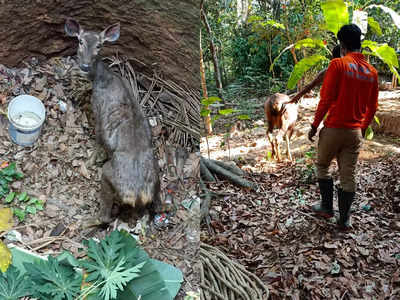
[316,127,363,192]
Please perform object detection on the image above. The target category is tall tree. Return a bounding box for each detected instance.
[201,4,224,99]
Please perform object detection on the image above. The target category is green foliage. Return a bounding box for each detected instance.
[24,255,82,300]
[321,0,349,35]
[368,17,382,36]
[287,55,329,89]
[294,38,326,50]
[365,126,374,140]
[0,266,31,300]
[366,5,400,29]
[0,163,23,199]
[362,40,400,82]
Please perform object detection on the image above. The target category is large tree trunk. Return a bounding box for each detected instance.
[201,7,224,99]
[200,31,212,135]
[0,0,199,91]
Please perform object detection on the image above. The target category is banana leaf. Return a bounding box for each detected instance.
[287,55,329,89]
[321,0,349,35]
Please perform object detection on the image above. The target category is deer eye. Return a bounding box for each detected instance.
[96,44,101,49]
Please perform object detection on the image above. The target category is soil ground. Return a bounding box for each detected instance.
[200,90,400,299]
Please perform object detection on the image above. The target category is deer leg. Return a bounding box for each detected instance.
[267,124,276,158]
[276,131,284,162]
[286,126,295,161]
[285,133,292,161]
[99,161,115,224]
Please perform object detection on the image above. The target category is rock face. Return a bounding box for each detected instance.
[0,0,199,91]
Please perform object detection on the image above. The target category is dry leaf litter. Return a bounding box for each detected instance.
[0,56,200,298]
[201,92,400,299]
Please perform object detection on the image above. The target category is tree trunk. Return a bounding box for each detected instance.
[200,30,212,135]
[237,0,249,26]
[201,7,224,99]
[0,0,199,91]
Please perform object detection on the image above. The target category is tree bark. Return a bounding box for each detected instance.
[0,0,199,91]
[200,30,213,135]
[201,7,224,99]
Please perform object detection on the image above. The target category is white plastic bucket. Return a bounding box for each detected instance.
[7,95,46,146]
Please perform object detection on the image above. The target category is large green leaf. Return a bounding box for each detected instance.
[321,0,349,35]
[287,55,329,89]
[366,5,400,28]
[362,41,399,80]
[367,17,382,36]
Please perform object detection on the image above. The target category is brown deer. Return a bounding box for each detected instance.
[264,93,298,162]
[65,19,161,224]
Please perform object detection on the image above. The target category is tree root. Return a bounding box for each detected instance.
[200,157,256,190]
[200,242,269,300]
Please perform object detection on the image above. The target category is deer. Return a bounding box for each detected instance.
[264,93,298,162]
[65,19,161,224]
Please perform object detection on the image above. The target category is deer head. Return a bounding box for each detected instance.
[65,19,120,73]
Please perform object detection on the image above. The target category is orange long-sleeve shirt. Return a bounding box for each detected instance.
[312,52,379,129]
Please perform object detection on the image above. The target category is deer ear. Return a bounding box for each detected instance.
[65,18,81,37]
[101,23,120,42]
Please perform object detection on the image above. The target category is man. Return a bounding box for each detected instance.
[308,24,379,230]
[290,45,341,103]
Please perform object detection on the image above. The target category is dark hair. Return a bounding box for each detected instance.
[331,45,341,59]
[337,24,362,51]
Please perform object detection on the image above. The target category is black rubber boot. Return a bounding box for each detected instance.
[337,188,355,230]
[312,178,334,218]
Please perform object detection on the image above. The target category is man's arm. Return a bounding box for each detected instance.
[360,76,379,130]
[290,69,326,104]
[312,61,340,128]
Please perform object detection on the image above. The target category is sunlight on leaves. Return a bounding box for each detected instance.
[321,0,349,35]
[367,17,382,36]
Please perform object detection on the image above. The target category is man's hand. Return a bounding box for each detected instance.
[308,125,317,142]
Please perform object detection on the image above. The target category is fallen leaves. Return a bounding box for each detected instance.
[202,152,400,298]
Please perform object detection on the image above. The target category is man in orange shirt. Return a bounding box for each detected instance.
[308,24,379,230]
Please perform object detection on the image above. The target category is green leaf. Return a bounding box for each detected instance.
[201,97,221,106]
[218,109,235,115]
[17,192,27,202]
[5,192,15,204]
[265,20,285,29]
[13,209,25,222]
[374,116,380,126]
[0,163,16,177]
[287,55,329,89]
[0,266,32,300]
[238,114,250,120]
[24,255,82,300]
[294,38,326,50]
[365,126,374,140]
[321,0,349,35]
[367,17,382,36]
[200,109,211,117]
[26,206,37,215]
[330,260,341,274]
